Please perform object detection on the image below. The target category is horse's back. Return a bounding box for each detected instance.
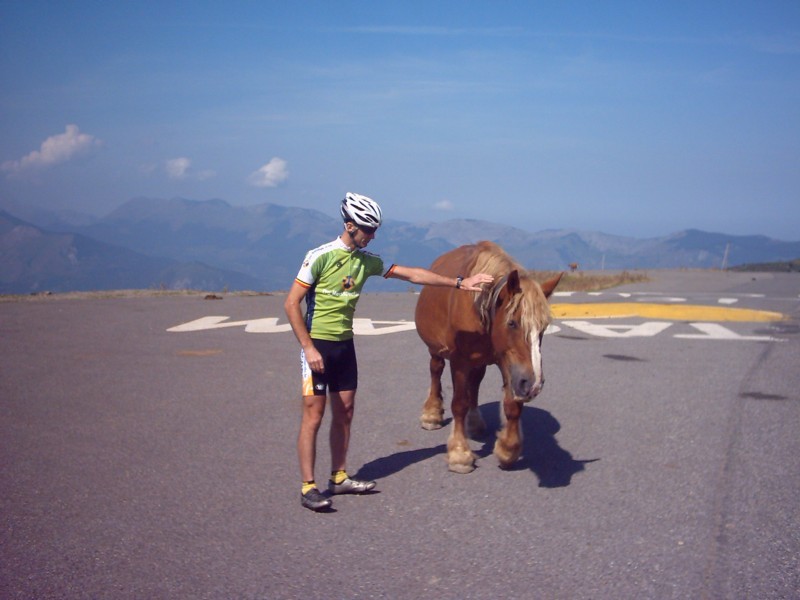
[415,244,492,356]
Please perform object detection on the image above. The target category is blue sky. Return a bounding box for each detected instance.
[1,1,798,239]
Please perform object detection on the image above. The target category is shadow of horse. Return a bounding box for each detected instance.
[356,404,597,488]
[475,402,598,488]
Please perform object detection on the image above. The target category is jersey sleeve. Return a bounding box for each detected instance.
[295,251,319,287]
[369,255,385,278]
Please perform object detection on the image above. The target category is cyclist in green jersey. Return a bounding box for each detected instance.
[284,193,494,511]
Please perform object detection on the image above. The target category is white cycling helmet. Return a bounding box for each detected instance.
[340,192,382,228]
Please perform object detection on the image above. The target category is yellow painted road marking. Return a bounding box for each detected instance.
[551,303,786,322]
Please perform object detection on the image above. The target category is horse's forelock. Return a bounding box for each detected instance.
[470,248,515,331]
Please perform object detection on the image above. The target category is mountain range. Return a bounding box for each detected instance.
[2,197,799,294]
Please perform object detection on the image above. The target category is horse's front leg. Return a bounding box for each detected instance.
[494,391,523,469]
[420,353,446,430]
[465,365,487,438]
[447,362,476,473]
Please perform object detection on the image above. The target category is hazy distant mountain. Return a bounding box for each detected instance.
[74,197,457,291]
[2,197,799,294]
[424,220,800,271]
[0,210,262,294]
[0,198,99,230]
[74,197,340,290]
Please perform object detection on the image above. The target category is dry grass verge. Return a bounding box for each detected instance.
[1,271,648,302]
[0,289,274,303]
[530,270,650,293]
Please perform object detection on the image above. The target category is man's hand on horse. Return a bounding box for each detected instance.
[461,273,494,291]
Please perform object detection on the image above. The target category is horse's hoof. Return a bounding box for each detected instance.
[446,447,476,473]
[420,420,443,431]
[448,462,476,474]
[493,443,521,468]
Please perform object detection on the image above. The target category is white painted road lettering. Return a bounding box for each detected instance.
[557,321,673,338]
[168,316,785,341]
[673,322,784,342]
[168,317,416,336]
[168,292,791,341]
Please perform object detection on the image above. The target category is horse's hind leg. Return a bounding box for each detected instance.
[466,365,487,439]
[420,353,446,430]
[494,392,523,469]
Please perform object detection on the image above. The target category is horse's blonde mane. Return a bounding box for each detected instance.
[470,242,552,336]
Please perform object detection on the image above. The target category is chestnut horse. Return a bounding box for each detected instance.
[414,241,562,473]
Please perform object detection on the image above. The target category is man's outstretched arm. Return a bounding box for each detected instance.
[386,265,493,291]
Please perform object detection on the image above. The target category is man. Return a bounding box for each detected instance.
[284,192,494,511]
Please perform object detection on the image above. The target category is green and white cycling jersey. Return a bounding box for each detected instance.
[294,237,393,341]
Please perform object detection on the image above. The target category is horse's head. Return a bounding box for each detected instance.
[483,270,562,402]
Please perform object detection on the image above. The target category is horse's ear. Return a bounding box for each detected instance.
[494,270,521,311]
[507,270,522,295]
[540,272,563,299]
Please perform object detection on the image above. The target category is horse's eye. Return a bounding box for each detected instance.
[508,319,518,329]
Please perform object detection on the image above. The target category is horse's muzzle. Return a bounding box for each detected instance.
[511,367,543,402]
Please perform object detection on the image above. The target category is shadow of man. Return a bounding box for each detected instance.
[356,443,447,482]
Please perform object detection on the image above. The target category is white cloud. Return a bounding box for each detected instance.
[165,157,191,179]
[1,124,101,175]
[433,199,455,211]
[248,157,289,188]
[164,157,215,181]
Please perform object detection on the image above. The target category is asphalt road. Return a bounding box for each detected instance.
[1,271,798,599]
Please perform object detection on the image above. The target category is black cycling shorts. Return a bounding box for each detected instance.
[301,338,358,396]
